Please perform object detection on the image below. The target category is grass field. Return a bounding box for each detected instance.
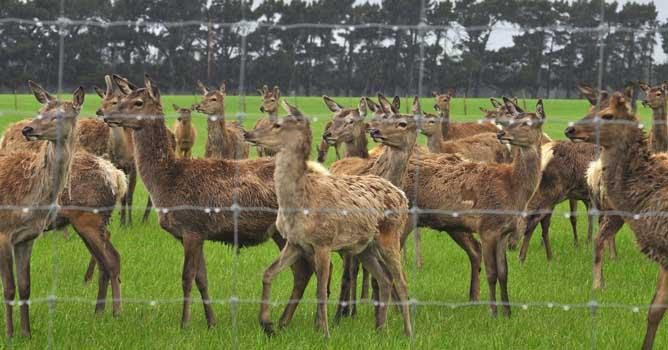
[0,93,663,349]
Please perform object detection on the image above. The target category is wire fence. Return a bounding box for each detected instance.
[2,0,668,349]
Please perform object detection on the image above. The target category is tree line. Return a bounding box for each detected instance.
[0,0,665,98]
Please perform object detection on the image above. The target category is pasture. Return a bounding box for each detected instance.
[0,93,662,349]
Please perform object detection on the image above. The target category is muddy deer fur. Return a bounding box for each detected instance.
[565,91,668,350]
[105,74,314,331]
[0,82,85,338]
[432,91,499,140]
[172,104,197,159]
[0,118,126,307]
[195,80,249,160]
[517,141,597,262]
[246,100,412,337]
[254,85,281,157]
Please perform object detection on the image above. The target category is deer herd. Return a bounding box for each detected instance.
[0,74,668,348]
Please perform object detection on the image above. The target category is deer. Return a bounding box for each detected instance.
[0,81,84,337]
[406,97,547,317]
[172,104,197,159]
[639,81,668,153]
[0,117,126,317]
[432,90,499,140]
[565,91,668,350]
[245,100,412,337]
[253,85,281,157]
[195,80,249,160]
[419,112,512,163]
[104,74,315,331]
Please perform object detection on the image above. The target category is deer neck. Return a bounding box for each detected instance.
[426,128,444,153]
[180,119,194,136]
[43,127,77,203]
[651,103,668,153]
[510,143,542,208]
[600,129,652,212]
[274,133,311,213]
[370,132,417,186]
[344,129,369,158]
[438,110,451,139]
[267,110,278,122]
[132,116,175,195]
[206,113,228,154]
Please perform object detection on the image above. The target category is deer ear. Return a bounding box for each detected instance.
[378,93,394,114]
[447,88,455,97]
[172,103,180,111]
[144,74,160,102]
[638,81,650,93]
[364,97,378,113]
[577,83,598,105]
[322,96,342,112]
[391,96,401,113]
[662,81,668,93]
[490,98,502,108]
[28,80,54,104]
[536,99,545,120]
[432,91,438,97]
[219,81,227,94]
[104,75,113,96]
[357,97,368,118]
[281,100,303,118]
[94,86,105,99]
[257,88,264,96]
[112,74,136,95]
[479,107,487,113]
[196,80,208,94]
[502,96,520,116]
[72,86,85,110]
[273,86,280,99]
[411,96,422,115]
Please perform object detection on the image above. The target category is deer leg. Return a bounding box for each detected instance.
[585,201,594,244]
[277,256,312,329]
[119,191,128,226]
[180,233,204,329]
[496,235,511,317]
[335,254,353,322]
[643,266,668,350]
[0,237,15,337]
[141,197,153,223]
[358,249,391,332]
[260,243,301,336]
[518,214,541,263]
[568,198,578,246]
[83,256,96,284]
[313,248,331,337]
[414,230,423,268]
[481,235,499,317]
[14,240,33,337]
[448,231,481,301]
[195,252,216,328]
[592,215,624,290]
[377,239,413,336]
[608,234,618,259]
[540,213,553,261]
[360,264,370,301]
[125,168,137,226]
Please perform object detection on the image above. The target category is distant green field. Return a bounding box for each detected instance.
[0,94,662,349]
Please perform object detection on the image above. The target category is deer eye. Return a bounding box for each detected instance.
[273,123,281,129]
[211,98,217,102]
[428,120,435,124]
[601,114,613,120]
[398,122,407,128]
[134,100,144,107]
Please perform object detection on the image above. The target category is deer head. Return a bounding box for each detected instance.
[496,98,545,147]
[105,74,162,130]
[367,96,418,149]
[244,100,310,152]
[173,104,193,123]
[258,85,281,115]
[194,80,226,115]
[321,96,367,145]
[432,89,454,114]
[639,81,668,110]
[23,81,84,142]
[565,92,639,148]
[94,74,136,118]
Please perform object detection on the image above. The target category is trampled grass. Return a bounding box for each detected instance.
[0,93,662,349]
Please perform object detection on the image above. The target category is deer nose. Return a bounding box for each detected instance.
[564,126,575,137]
[96,109,104,117]
[21,126,34,137]
[260,106,265,113]
[243,130,252,139]
[370,128,381,138]
[323,131,332,139]
[496,130,506,140]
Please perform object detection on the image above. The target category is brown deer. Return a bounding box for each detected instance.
[565,91,668,350]
[246,100,412,337]
[408,97,546,316]
[640,81,668,153]
[432,90,499,140]
[195,80,249,160]
[254,85,281,157]
[104,74,313,330]
[419,111,512,163]
[0,81,83,337]
[0,118,126,316]
[172,104,197,159]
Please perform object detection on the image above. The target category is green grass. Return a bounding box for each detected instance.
[0,94,662,349]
